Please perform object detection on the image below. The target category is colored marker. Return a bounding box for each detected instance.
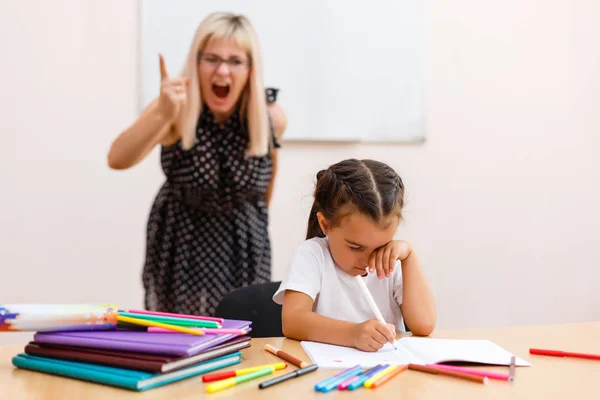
[126,309,224,323]
[368,364,407,389]
[509,356,516,382]
[205,367,275,393]
[259,364,319,389]
[148,327,248,335]
[530,348,600,361]
[320,367,363,393]
[364,365,398,388]
[314,365,361,391]
[264,344,309,368]
[347,364,389,391]
[427,364,510,381]
[119,312,220,328]
[202,362,287,382]
[116,315,203,336]
[338,365,380,390]
[408,364,488,384]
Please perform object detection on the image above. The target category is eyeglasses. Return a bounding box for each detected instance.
[197,53,251,72]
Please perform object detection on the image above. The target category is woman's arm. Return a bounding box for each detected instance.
[107,99,176,170]
[108,55,186,170]
[265,102,288,206]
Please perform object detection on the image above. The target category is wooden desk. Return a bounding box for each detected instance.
[1,322,598,399]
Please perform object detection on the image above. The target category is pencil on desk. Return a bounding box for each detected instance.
[409,364,488,384]
[116,315,204,336]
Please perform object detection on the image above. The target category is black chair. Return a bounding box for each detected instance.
[215,281,283,338]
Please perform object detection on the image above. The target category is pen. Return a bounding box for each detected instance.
[355,276,398,349]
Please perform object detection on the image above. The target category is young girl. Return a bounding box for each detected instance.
[273,159,436,352]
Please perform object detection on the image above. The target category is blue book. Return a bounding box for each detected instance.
[12,352,242,391]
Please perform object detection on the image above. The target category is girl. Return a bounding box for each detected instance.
[273,159,436,352]
[108,12,287,317]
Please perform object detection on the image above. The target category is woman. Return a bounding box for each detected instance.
[108,12,287,316]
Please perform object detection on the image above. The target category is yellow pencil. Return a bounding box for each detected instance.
[117,315,204,336]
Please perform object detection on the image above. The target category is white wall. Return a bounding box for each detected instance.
[1,0,599,344]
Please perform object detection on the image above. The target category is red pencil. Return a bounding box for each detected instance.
[530,348,600,361]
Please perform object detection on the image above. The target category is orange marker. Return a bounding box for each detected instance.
[264,344,309,368]
[369,364,407,388]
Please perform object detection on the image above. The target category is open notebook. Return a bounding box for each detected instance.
[301,337,532,369]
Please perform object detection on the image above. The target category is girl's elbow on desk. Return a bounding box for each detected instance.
[407,320,436,337]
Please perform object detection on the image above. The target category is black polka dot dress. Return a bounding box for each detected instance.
[142,88,281,317]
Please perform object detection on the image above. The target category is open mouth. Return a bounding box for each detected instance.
[212,83,230,99]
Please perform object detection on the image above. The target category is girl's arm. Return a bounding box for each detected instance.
[399,245,437,336]
[282,290,395,351]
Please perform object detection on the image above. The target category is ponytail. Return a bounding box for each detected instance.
[305,201,325,240]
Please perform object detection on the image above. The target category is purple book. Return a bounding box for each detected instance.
[33,319,252,357]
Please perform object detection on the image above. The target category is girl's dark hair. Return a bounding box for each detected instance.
[306,159,405,240]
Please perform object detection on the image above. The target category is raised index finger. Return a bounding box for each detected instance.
[159,53,169,80]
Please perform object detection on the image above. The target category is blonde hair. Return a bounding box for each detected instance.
[177,12,269,156]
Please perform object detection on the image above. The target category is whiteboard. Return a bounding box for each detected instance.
[140,0,427,142]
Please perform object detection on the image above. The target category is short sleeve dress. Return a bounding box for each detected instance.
[142,88,281,316]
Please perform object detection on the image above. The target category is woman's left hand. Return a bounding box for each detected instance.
[368,240,412,279]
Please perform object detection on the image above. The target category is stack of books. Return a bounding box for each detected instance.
[10,309,252,391]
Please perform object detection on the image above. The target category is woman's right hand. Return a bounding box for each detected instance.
[157,54,189,122]
[352,319,397,352]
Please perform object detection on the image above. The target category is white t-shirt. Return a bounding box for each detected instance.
[273,237,406,332]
